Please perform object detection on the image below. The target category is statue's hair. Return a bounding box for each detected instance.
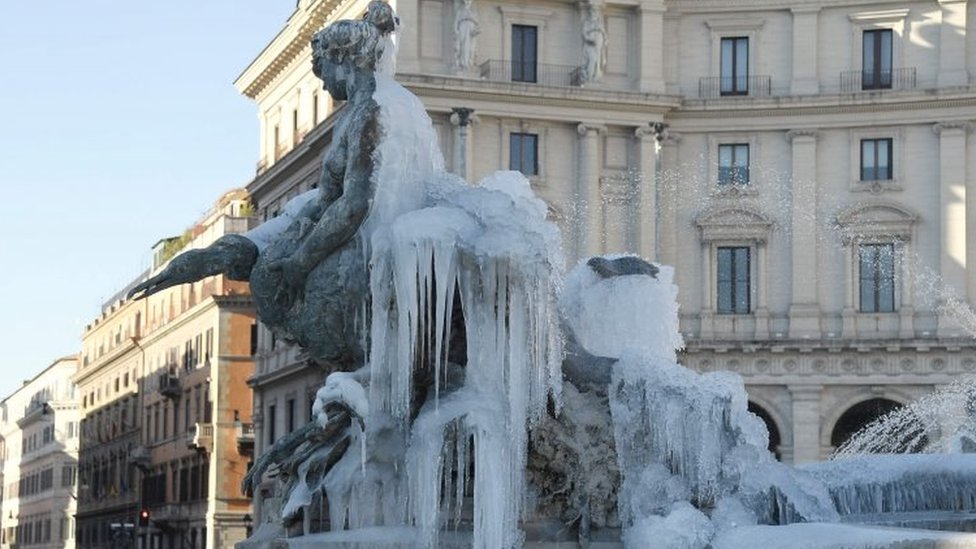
[312,1,398,70]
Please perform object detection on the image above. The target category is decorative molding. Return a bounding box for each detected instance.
[932,121,974,134]
[576,122,608,136]
[695,206,773,244]
[847,9,910,24]
[785,129,819,142]
[704,17,765,31]
[449,107,476,127]
[833,201,917,244]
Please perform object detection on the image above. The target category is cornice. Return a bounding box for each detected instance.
[235,0,350,100]
[666,0,915,14]
[673,90,976,127]
[681,341,976,383]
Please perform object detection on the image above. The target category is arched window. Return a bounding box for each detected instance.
[747,401,781,460]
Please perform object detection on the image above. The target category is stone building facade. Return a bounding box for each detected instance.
[235,1,976,527]
[0,357,80,549]
[75,190,258,549]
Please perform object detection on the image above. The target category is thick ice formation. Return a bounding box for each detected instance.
[562,259,837,547]
[278,72,563,549]
[803,455,976,518]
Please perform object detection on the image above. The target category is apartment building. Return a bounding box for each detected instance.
[234,3,976,527]
[75,189,258,549]
[0,357,79,549]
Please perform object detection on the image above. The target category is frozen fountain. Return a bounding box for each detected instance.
[130,4,976,548]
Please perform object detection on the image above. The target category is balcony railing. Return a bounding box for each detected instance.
[236,422,255,455]
[840,68,916,92]
[479,60,586,88]
[158,374,181,400]
[698,75,772,98]
[128,445,150,470]
[187,423,213,452]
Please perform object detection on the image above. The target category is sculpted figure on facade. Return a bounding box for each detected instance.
[580,0,607,83]
[454,0,479,72]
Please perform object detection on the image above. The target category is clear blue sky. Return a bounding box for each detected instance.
[0,1,294,399]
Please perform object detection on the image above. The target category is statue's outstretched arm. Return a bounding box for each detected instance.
[128,234,258,300]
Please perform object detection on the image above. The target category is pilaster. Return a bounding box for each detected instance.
[790,7,820,95]
[933,121,970,334]
[789,384,823,464]
[637,0,666,94]
[393,0,420,73]
[937,0,969,87]
[787,129,821,339]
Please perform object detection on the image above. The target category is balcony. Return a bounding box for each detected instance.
[479,60,585,88]
[158,374,181,400]
[236,422,255,456]
[840,68,916,92]
[697,75,772,98]
[128,445,150,470]
[187,423,213,452]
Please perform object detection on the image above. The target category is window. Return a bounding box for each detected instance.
[862,29,892,90]
[860,138,892,181]
[287,398,296,433]
[718,144,749,186]
[720,37,748,95]
[267,405,276,445]
[312,92,319,125]
[717,247,750,314]
[511,25,538,83]
[859,243,895,312]
[509,133,538,176]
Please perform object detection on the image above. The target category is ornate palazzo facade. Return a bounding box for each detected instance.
[236,3,976,528]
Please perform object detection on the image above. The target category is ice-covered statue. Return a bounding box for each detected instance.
[132,2,564,547]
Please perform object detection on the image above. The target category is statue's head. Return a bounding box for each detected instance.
[312,1,398,98]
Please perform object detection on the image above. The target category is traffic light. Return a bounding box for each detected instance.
[138,508,150,527]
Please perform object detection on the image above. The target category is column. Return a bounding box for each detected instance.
[637,0,665,94]
[635,124,658,260]
[449,107,475,181]
[392,0,420,73]
[790,7,820,95]
[577,123,605,260]
[938,0,969,87]
[789,385,823,464]
[787,130,821,339]
[657,132,681,267]
[934,121,969,335]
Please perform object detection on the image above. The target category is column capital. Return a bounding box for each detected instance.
[932,120,973,135]
[634,124,656,140]
[786,129,819,142]
[449,107,477,127]
[576,122,607,136]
